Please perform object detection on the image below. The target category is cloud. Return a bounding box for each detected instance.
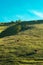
[16,15,24,20]
[16,15,25,20]
[29,10,43,18]
[16,14,36,21]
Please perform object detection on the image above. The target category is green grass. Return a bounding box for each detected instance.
[0,20,43,65]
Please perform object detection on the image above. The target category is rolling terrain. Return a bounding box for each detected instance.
[0,20,43,65]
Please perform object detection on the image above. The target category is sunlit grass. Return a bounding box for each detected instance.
[0,22,43,65]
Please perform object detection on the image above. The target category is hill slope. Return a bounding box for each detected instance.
[0,20,43,65]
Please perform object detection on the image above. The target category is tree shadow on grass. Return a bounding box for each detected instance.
[0,22,35,38]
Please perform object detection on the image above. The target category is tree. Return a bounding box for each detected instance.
[16,19,21,24]
[11,21,14,23]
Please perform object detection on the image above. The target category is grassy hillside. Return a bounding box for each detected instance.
[0,20,43,65]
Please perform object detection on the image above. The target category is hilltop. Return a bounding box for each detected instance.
[0,20,43,65]
[0,20,43,37]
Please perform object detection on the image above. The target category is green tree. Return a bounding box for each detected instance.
[16,19,21,24]
[11,21,14,23]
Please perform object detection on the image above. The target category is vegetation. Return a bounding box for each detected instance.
[0,20,43,65]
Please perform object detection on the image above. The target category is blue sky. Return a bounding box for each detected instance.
[0,0,43,22]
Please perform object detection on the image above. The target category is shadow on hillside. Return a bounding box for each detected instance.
[0,22,34,38]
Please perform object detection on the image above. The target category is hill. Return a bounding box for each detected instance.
[0,20,43,65]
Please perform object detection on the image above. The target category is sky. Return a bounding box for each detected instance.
[0,0,43,22]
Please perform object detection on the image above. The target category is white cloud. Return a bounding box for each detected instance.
[16,14,35,21]
[16,15,24,20]
[16,15,25,20]
[29,10,43,18]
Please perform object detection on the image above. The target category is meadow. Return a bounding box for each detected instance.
[0,20,43,65]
